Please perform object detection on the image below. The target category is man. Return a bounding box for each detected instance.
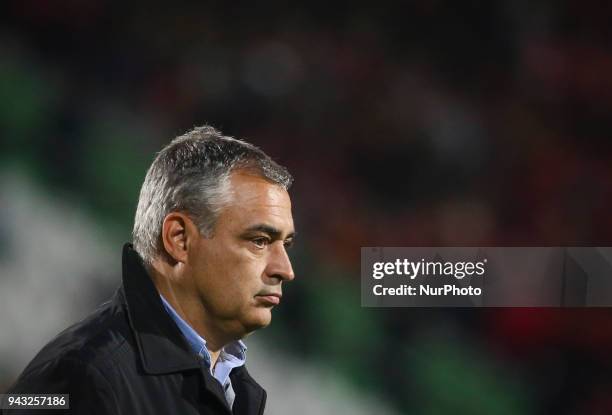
[4,126,296,414]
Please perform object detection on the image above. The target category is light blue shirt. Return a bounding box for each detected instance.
[160,295,247,408]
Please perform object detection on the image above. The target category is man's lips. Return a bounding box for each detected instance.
[255,293,281,305]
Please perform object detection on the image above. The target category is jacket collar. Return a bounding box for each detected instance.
[231,366,267,415]
[120,243,201,374]
[119,243,266,414]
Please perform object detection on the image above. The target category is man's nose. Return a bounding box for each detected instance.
[266,242,295,282]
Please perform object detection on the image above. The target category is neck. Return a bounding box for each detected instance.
[148,260,227,367]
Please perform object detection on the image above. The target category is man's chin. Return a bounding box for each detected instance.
[244,310,272,332]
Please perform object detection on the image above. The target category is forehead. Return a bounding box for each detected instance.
[218,171,294,233]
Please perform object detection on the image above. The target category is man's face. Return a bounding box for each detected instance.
[187,171,295,340]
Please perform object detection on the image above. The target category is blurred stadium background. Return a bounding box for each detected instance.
[2,1,612,414]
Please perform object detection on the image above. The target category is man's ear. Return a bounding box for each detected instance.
[161,212,199,263]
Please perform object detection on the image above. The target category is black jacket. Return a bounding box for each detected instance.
[4,244,267,415]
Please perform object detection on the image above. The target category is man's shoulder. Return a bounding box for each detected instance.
[12,290,133,387]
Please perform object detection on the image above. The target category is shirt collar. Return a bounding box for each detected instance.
[159,295,247,370]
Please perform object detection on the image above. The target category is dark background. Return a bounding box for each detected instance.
[2,1,612,413]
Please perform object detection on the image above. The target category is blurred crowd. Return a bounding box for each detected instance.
[2,1,612,413]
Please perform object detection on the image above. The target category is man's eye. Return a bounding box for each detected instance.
[251,238,270,248]
[283,239,294,249]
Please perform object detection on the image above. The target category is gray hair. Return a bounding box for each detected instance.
[132,125,293,265]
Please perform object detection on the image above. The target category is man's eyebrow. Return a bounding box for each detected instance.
[243,224,296,240]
